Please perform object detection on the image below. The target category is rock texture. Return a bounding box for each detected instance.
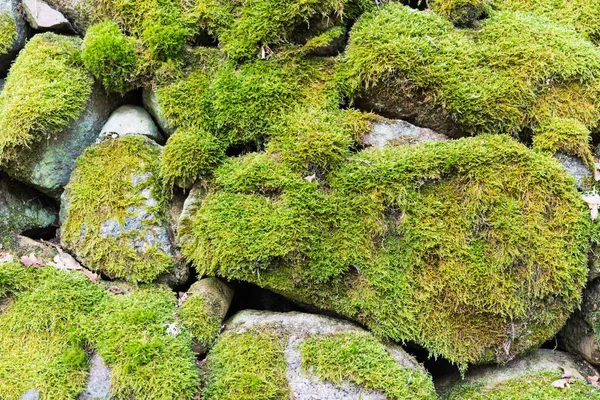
[79,353,111,400]
[99,105,163,144]
[360,118,448,148]
[142,89,176,137]
[22,0,74,32]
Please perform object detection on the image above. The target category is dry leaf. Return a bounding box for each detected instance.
[582,194,600,220]
[304,174,317,183]
[561,367,573,379]
[48,251,82,271]
[81,268,99,284]
[551,378,574,389]
[108,286,125,295]
[0,252,14,263]
[20,253,44,267]
[178,292,191,307]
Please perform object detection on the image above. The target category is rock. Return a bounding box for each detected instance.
[559,279,600,365]
[554,152,592,190]
[79,352,111,400]
[360,118,448,148]
[179,278,234,352]
[20,388,40,400]
[438,349,600,399]
[0,0,28,75]
[22,0,74,32]
[201,310,436,400]
[0,174,57,239]
[142,89,175,137]
[42,0,95,33]
[60,135,188,285]
[98,105,164,144]
[3,83,116,199]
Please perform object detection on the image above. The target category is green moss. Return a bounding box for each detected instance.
[446,372,600,399]
[0,33,93,163]
[91,287,199,399]
[201,330,290,399]
[178,293,222,348]
[162,127,225,188]
[429,0,490,27]
[533,117,594,167]
[181,135,590,369]
[0,262,28,298]
[300,332,436,399]
[0,11,16,55]
[82,21,138,94]
[339,4,600,141]
[61,135,174,283]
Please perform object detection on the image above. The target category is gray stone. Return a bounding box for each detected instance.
[4,83,117,199]
[554,152,592,190]
[79,352,111,400]
[0,0,28,74]
[187,278,234,319]
[98,105,164,144]
[20,389,40,400]
[142,89,176,137]
[559,279,600,365]
[177,183,206,248]
[212,310,430,400]
[23,0,74,32]
[0,174,57,237]
[437,349,599,398]
[42,0,94,33]
[361,118,449,148]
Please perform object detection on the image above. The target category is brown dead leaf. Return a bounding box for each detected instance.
[0,252,14,263]
[108,286,125,295]
[588,376,600,389]
[178,292,191,307]
[48,251,82,271]
[81,268,99,284]
[561,367,573,379]
[20,253,44,267]
[551,378,574,389]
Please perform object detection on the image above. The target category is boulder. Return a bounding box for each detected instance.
[360,118,448,148]
[42,0,95,33]
[559,279,600,365]
[0,174,57,240]
[60,135,188,285]
[438,349,600,399]
[22,0,74,32]
[0,0,28,75]
[98,105,163,144]
[201,310,436,399]
[142,89,176,137]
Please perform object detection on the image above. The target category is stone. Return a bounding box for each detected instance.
[0,173,57,239]
[42,0,94,33]
[79,352,111,400]
[4,84,117,199]
[22,0,74,33]
[554,152,592,190]
[98,105,164,144]
[187,278,234,319]
[20,388,40,400]
[202,310,436,399]
[559,279,600,365]
[142,89,176,137]
[438,349,600,399]
[360,118,448,148]
[0,0,28,74]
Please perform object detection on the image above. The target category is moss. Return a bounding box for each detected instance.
[533,117,594,167]
[300,332,436,399]
[0,11,16,55]
[178,293,222,348]
[61,135,174,283]
[181,135,590,369]
[339,4,600,142]
[201,330,290,399]
[445,371,600,399]
[91,286,199,399]
[161,127,225,188]
[0,33,93,163]
[429,0,490,27]
[82,21,138,95]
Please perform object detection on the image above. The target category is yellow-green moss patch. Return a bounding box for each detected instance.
[0,11,16,55]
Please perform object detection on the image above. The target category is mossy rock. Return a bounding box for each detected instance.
[179,134,590,369]
[439,349,600,399]
[60,135,188,285]
[0,262,199,399]
[201,310,436,399]
[340,4,600,145]
[0,33,116,198]
[0,0,28,73]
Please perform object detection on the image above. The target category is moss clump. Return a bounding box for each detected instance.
[180,135,590,369]
[0,11,16,55]
[91,287,199,400]
[201,330,290,400]
[0,33,93,162]
[533,117,594,167]
[446,372,600,399]
[300,332,436,399]
[61,135,174,283]
[161,128,224,188]
[178,293,222,348]
[82,21,137,95]
[428,0,490,27]
[339,4,600,141]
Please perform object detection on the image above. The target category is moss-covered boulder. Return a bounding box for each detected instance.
[179,134,590,369]
[60,135,188,285]
[0,174,57,244]
[0,0,28,74]
[439,349,600,399]
[339,4,600,147]
[0,33,116,198]
[201,310,436,399]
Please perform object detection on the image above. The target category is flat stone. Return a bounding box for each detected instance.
[23,0,74,32]
[361,118,448,148]
[99,105,163,144]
